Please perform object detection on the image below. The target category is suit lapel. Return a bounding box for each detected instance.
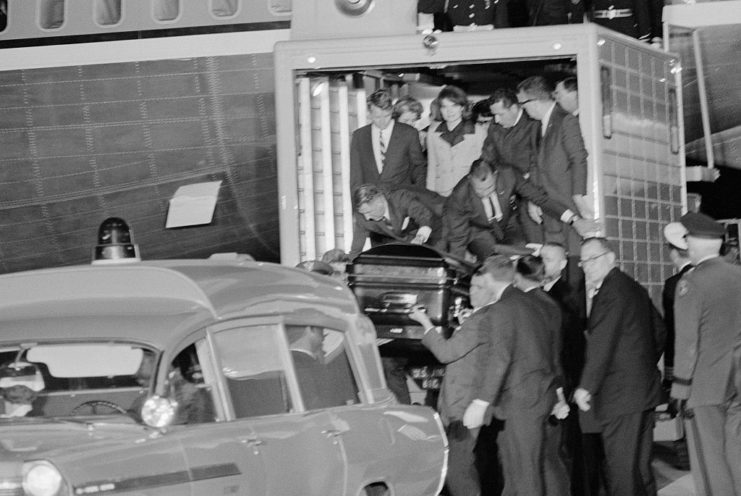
[362,126,381,182]
[471,185,488,222]
[538,107,560,161]
[378,126,399,181]
[587,268,618,325]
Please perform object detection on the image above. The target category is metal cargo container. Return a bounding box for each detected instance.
[274,24,687,303]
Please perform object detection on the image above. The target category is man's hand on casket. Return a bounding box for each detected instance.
[463,399,488,429]
[410,226,431,245]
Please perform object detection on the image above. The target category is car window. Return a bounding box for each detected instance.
[164,342,218,424]
[0,343,155,419]
[285,325,359,410]
[212,324,294,418]
[211,324,360,416]
[354,315,386,392]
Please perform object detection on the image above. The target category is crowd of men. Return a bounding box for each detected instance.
[349,77,596,262]
[337,78,741,496]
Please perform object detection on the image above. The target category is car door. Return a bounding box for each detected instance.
[208,319,346,496]
[324,323,449,496]
[168,338,268,496]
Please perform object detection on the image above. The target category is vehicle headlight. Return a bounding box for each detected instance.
[22,461,65,496]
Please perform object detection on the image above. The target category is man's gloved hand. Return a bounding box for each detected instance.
[574,387,591,412]
[551,387,570,420]
[527,202,543,224]
[462,399,488,429]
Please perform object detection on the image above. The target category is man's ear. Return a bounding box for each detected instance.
[558,259,567,272]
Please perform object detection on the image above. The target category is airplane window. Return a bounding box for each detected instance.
[38,0,64,30]
[154,0,179,21]
[94,0,121,25]
[211,0,238,18]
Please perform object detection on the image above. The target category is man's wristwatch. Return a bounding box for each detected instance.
[567,213,580,225]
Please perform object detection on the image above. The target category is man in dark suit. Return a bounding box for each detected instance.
[671,212,741,496]
[483,88,538,178]
[445,159,594,261]
[349,183,442,258]
[462,255,565,496]
[542,242,607,496]
[574,237,665,496]
[349,88,427,193]
[517,76,590,255]
[408,267,499,496]
[482,88,542,244]
[514,255,571,496]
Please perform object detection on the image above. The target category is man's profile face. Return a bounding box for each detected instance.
[357,196,386,221]
[517,90,543,120]
[490,101,519,129]
[540,245,568,280]
[369,105,393,130]
[554,82,578,114]
[469,274,493,309]
[471,171,496,199]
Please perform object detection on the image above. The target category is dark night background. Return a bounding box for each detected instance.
[688,165,741,220]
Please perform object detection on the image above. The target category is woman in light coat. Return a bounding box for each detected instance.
[426,86,487,197]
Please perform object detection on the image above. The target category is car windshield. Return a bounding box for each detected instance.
[0,342,157,421]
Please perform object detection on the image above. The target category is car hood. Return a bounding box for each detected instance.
[0,417,197,496]
[0,418,155,460]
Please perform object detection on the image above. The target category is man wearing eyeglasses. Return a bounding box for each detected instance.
[573,237,666,496]
[516,76,591,256]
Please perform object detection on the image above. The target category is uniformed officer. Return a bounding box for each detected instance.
[589,0,651,41]
[670,212,741,496]
[661,221,692,390]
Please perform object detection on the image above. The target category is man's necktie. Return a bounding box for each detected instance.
[586,286,598,317]
[378,130,386,172]
[488,195,503,222]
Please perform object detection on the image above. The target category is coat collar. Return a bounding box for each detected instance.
[436,119,476,147]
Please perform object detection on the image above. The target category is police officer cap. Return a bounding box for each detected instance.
[663,222,688,250]
[680,212,725,239]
